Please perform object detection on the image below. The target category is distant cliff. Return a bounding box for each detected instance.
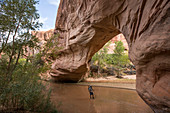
[29,29,54,55]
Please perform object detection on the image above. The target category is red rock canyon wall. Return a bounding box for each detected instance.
[51,0,170,112]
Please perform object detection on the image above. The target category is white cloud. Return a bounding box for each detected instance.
[39,17,48,24]
[47,0,60,7]
[38,21,54,31]
[39,28,52,31]
[38,17,50,31]
[40,25,54,31]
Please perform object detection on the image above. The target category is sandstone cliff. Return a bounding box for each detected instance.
[32,29,54,45]
[52,0,170,112]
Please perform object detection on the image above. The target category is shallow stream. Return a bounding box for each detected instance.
[50,83,153,113]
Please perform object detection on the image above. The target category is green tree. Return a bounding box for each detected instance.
[106,41,130,78]
[0,0,42,75]
[0,0,58,112]
[92,41,111,75]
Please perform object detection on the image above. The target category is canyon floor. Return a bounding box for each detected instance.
[50,79,153,113]
[84,75,136,83]
[80,75,136,89]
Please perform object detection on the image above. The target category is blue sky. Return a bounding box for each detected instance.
[36,0,60,31]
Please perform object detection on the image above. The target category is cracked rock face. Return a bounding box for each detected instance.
[51,0,170,112]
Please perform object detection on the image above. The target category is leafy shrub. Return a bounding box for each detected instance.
[0,57,58,113]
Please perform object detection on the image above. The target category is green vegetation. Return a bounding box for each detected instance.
[106,41,130,78]
[92,41,111,75]
[0,56,58,112]
[0,0,59,112]
[91,41,130,78]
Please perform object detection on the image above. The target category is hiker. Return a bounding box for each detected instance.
[88,85,94,99]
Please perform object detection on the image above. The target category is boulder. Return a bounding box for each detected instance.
[51,0,170,112]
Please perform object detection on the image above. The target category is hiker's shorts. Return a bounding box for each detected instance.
[90,92,93,95]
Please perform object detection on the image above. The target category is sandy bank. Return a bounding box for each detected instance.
[76,75,136,90]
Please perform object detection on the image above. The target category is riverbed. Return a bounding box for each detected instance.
[50,83,153,113]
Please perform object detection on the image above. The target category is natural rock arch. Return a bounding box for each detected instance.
[50,0,170,112]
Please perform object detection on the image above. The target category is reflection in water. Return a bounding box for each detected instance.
[50,83,153,113]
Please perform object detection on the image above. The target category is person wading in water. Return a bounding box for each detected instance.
[88,85,94,99]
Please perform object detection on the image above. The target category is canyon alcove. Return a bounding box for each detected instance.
[49,0,170,112]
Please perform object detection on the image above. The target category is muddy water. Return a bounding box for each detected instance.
[50,83,153,113]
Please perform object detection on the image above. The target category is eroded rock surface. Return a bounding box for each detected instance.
[51,0,170,112]
[31,29,55,80]
[32,29,54,45]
